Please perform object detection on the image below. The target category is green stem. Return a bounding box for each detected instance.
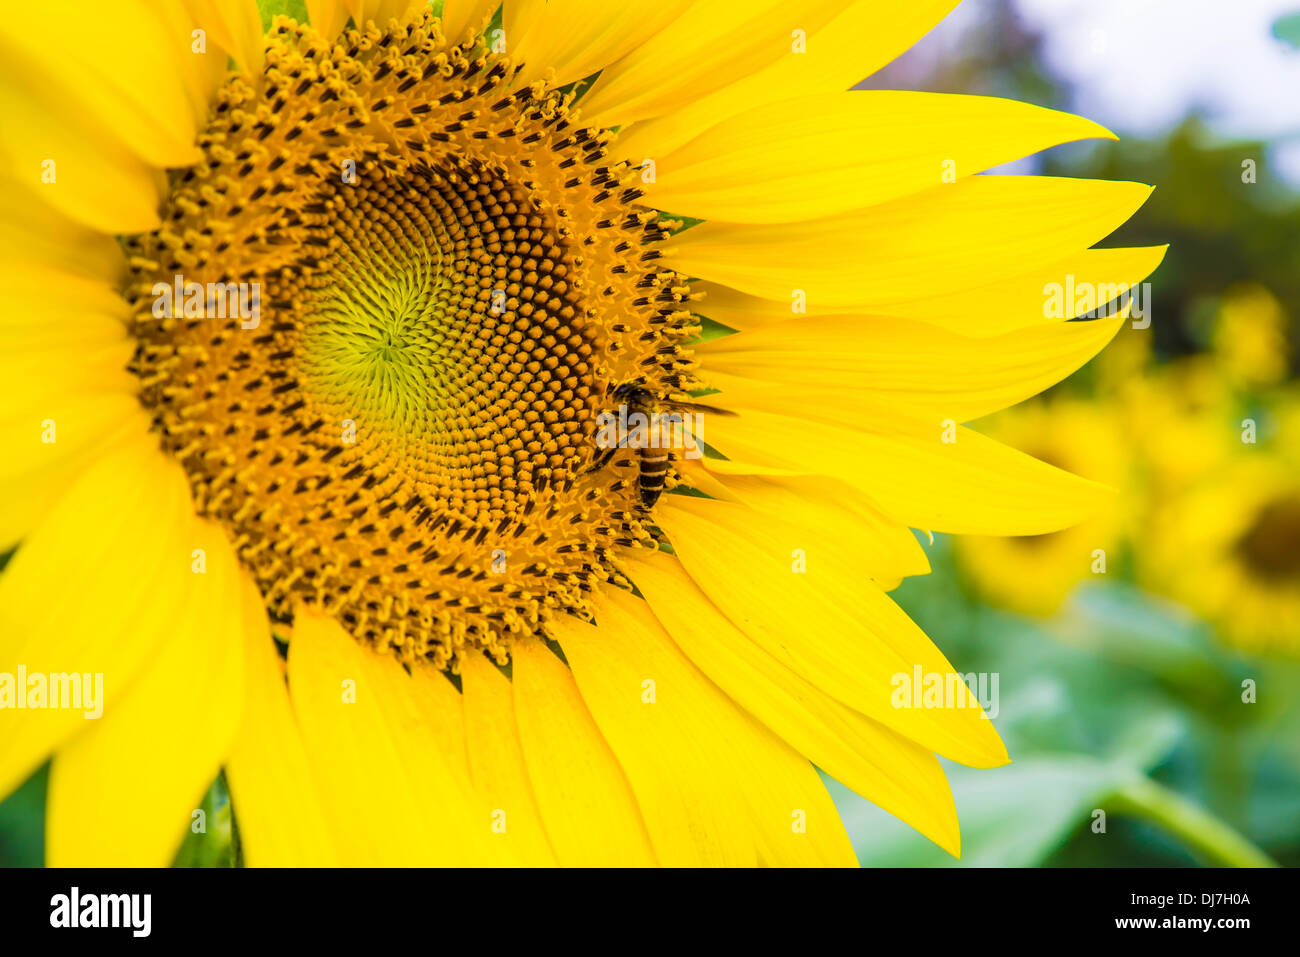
[1201,717,1251,831]
[1109,776,1278,868]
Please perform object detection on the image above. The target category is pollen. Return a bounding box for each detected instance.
[121,12,701,668]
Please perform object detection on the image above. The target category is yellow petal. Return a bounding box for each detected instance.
[0,0,205,168]
[0,263,142,549]
[460,652,559,865]
[698,312,1126,422]
[579,0,851,131]
[0,433,195,804]
[683,460,931,586]
[305,0,351,39]
[657,495,1007,765]
[553,588,858,865]
[0,397,147,551]
[354,642,513,865]
[0,266,130,347]
[616,0,959,160]
[667,176,1153,310]
[700,404,1114,535]
[0,78,166,233]
[693,246,1167,336]
[885,245,1169,335]
[0,341,134,403]
[46,519,244,867]
[505,0,692,89]
[438,0,498,44]
[0,183,128,282]
[624,549,965,857]
[690,280,799,332]
[151,1,230,127]
[645,92,1113,223]
[510,640,658,865]
[287,611,498,864]
[184,0,266,76]
[224,579,338,866]
[403,658,475,786]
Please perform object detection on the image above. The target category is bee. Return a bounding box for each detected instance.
[586,382,736,508]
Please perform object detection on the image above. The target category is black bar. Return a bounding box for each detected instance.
[0,866,1291,943]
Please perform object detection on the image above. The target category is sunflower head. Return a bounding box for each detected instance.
[122,12,704,669]
[1139,398,1300,655]
[1234,495,1300,583]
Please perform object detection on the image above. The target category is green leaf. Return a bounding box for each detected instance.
[257,0,310,31]
[833,756,1140,868]
[172,773,239,867]
[0,765,47,867]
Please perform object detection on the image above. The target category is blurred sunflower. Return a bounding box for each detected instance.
[1211,283,1291,390]
[0,0,1163,866]
[1140,396,1300,655]
[1120,354,1240,498]
[953,398,1128,617]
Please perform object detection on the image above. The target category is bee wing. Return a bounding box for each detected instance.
[662,399,738,417]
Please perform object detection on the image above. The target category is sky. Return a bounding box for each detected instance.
[914,0,1300,182]
[1016,0,1298,136]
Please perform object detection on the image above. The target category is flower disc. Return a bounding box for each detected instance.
[125,14,697,668]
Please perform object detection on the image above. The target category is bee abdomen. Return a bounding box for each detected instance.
[637,450,670,507]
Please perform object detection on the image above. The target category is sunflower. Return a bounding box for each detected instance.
[0,0,1163,866]
[1211,283,1291,390]
[952,397,1128,617]
[1120,354,1241,499]
[1139,394,1300,655]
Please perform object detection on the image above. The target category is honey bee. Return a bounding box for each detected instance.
[586,382,735,508]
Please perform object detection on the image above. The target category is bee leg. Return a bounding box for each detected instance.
[582,420,640,475]
[580,444,619,476]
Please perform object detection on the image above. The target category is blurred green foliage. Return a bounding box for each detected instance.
[839,537,1298,867]
[0,765,44,868]
[1044,120,1300,366]
[256,0,309,31]
[173,773,240,868]
[1274,13,1300,48]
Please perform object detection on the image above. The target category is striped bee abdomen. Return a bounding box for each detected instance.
[637,449,671,508]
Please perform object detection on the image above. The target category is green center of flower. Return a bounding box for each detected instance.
[296,179,452,438]
[287,163,597,512]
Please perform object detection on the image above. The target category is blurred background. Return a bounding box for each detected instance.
[1,0,1297,867]
[837,0,1300,867]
